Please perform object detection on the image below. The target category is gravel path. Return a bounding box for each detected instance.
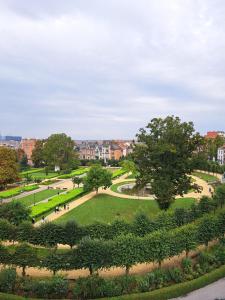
[171,277,225,300]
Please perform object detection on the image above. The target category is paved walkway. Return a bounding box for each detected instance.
[172,277,225,300]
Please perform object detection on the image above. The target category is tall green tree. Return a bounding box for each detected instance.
[83,165,112,194]
[214,185,225,208]
[31,140,45,167]
[43,133,79,171]
[133,116,202,210]
[0,147,19,189]
[72,176,83,188]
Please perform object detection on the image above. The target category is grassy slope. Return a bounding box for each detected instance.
[15,189,62,207]
[193,171,218,182]
[56,194,195,225]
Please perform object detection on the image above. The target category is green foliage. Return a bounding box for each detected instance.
[0,219,16,241]
[37,222,63,247]
[0,244,10,264]
[0,147,19,189]
[214,184,225,208]
[197,215,219,246]
[61,220,83,248]
[0,268,17,293]
[133,116,203,210]
[0,201,31,225]
[12,243,38,276]
[72,176,83,187]
[43,133,79,171]
[112,168,127,179]
[83,165,112,193]
[119,160,137,176]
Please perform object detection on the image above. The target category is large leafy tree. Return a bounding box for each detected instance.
[0,147,19,189]
[133,116,202,210]
[31,140,45,167]
[43,133,79,171]
[83,165,112,193]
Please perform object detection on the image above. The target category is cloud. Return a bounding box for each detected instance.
[0,0,225,138]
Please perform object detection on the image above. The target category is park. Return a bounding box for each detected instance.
[0,117,225,299]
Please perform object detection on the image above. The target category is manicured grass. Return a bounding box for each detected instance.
[30,171,58,180]
[112,168,127,179]
[109,265,225,300]
[193,171,218,182]
[20,168,44,176]
[0,184,39,199]
[16,189,63,207]
[30,188,84,218]
[56,194,196,225]
[58,168,89,179]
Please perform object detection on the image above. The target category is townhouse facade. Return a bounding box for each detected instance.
[218,145,225,165]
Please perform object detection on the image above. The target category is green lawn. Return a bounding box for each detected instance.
[192,171,218,182]
[56,194,196,225]
[16,189,62,207]
[0,184,39,199]
[30,171,58,180]
[20,168,44,176]
[58,168,89,179]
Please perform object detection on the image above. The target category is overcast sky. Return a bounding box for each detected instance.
[0,0,225,139]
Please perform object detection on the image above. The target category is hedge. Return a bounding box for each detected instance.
[108,264,225,300]
[58,168,89,179]
[30,188,84,218]
[0,185,39,199]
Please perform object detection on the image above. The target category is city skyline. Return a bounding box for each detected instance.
[1,0,225,138]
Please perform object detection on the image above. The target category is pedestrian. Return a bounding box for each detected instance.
[32,217,35,224]
[41,216,45,223]
[64,204,66,210]
[209,187,211,193]
[67,204,70,210]
[56,206,58,213]
[55,207,57,214]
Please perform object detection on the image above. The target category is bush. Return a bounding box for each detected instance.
[24,276,68,299]
[168,267,183,283]
[0,268,17,293]
[181,258,192,274]
[73,275,106,299]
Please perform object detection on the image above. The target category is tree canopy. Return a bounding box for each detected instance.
[0,147,19,189]
[133,116,203,210]
[83,165,112,193]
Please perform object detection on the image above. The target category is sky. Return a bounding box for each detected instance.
[0,0,225,139]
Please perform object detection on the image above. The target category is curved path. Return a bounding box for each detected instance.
[172,277,225,300]
[37,173,212,225]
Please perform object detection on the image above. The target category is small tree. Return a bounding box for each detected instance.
[13,243,38,276]
[74,237,112,275]
[37,223,63,248]
[62,221,83,248]
[197,215,218,247]
[83,165,112,194]
[42,252,69,275]
[0,219,16,242]
[72,176,83,188]
[0,244,10,264]
[112,234,141,275]
[119,160,137,176]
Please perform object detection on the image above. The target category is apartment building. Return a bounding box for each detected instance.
[218,145,225,165]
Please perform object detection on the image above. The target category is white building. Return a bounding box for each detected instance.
[217,145,225,165]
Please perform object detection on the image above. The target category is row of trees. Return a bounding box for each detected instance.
[1,209,225,276]
[1,185,225,248]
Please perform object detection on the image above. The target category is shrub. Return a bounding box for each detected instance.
[181,258,192,274]
[168,267,183,283]
[0,268,17,293]
[73,275,105,299]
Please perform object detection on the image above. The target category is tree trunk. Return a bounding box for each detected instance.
[22,266,26,277]
[96,188,98,194]
[158,260,162,268]
[89,265,93,275]
[186,250,189,258]
[125,265,130,276]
